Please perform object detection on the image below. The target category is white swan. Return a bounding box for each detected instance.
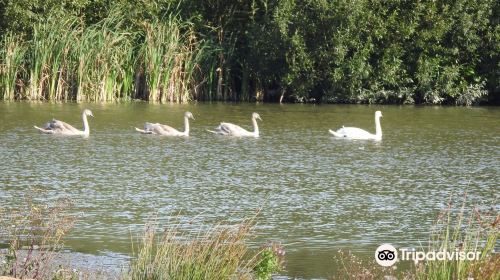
[329,111,383,140]
[135,111,194,136]
[34,109,94,136]
[208,112,262,137]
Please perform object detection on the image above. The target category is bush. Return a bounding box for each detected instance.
[0,197,75,280]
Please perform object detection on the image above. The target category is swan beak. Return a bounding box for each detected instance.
[191,116,195,120]
[90,113,94,117]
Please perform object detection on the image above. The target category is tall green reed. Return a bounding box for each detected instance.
[28,18,78,100]
[0,11,217,102]
[0,33,26,100]
[140,15,212,103]
[75,13,136,101]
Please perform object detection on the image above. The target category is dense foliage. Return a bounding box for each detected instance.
[0,0,498,104]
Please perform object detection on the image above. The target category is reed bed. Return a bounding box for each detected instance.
[0,12,216,102]
[142,17,184,102]
[0,33,26,100]
[126,218,279,280]
[75,14,137,102]
[412,195,499,280]
[140,16,215,103]
[27,18,79,101]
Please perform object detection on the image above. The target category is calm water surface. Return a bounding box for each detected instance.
[0,102,499,278]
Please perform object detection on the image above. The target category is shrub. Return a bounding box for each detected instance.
[0,197,75,280]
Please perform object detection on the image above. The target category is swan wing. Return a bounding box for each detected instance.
[217,122,251,136]
[157,124,180,134]
[329,129,345,138]
[211,123,230,134]
[143,122,156,130]
[143,122,163,134]
[47,119,79,133]
[143,122,181,136]
[221,123,249,133]
[211,124,230,135]
[332,126,375,139]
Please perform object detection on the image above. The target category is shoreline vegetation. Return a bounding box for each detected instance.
[0,0,498,105]
[0,199,285,280]
[0,195,498,279]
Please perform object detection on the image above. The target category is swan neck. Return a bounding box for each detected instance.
[375,115,382,139]
[184,116,190,136]
[82,112,90,136]
[252,117,259,137]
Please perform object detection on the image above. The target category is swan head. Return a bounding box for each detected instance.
[84,109,94,117]
[375,111,382,118]
[185,111,195,120]
[252,112,262,121]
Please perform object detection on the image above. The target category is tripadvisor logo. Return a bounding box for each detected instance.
[375,244,397,266]
[375,244,482,267]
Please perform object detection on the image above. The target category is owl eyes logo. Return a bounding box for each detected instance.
[375,244,398,266]
[378,249,396,261]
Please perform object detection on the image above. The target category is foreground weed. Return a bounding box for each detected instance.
[0,197,75,279]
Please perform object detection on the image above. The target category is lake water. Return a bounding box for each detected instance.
[0,102,498,278]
